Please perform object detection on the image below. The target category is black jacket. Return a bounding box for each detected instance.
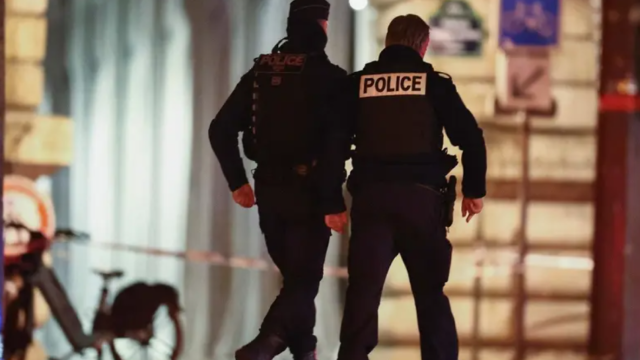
[209,42,347,212]
[321,45,487,201]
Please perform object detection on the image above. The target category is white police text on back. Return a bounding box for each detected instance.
[359,73,427,98]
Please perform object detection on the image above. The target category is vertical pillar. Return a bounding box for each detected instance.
[590,0,640,358]
[1,0,6,329]
[183,0,234,356]
[622,3,640,360]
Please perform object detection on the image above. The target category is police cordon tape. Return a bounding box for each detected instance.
[51,240,593,278]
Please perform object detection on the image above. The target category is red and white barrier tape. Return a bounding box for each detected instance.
[51,241,593,279]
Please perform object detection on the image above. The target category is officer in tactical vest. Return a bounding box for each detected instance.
[322,14,487,360]
[208,1,347,359]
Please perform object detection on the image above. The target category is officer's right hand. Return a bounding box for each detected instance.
[462,197,483,223]
[325,212,348,234]
[232,184,255,208]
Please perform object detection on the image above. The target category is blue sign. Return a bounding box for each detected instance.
[499,0,560,48]
[428,0,485,57]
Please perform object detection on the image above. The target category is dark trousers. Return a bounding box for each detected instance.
[338,182,458,360]
[255,180,331,354]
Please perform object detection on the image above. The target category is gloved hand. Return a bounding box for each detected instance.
[232,184,255,208]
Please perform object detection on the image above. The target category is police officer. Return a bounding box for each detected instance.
[208,1,347,359]
[323,14,487,360]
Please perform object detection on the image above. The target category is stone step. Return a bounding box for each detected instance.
[5,111,73,167]
[384,249,592,295]
[444,122,596,183]
[6,15,48,61]
[377,295,590,343]
[448,242,592,251]
[6,0,49,15]
[6,63,45,109]
[371,346,588,360]
[458,179,594,202]
[445,199,593,245]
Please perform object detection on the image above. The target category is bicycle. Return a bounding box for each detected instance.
[3,223,184,360]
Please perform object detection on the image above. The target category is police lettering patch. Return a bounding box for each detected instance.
[359,73,427,98]
[255,54,307,74]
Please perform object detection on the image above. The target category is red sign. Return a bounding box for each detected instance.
[3,175,56,263]
[600,94,640,112]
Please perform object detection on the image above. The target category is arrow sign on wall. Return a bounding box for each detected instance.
[512,67,545,99]
[497,49,553,112]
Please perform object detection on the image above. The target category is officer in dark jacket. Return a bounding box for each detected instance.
[323,14,487,360]
[208,1,347,359]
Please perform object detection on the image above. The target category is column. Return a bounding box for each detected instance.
[4,0,74,358]
[590,0,640,359]
[183,0,235,357]
[5,0,73,177]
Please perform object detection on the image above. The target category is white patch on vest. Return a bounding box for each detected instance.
[359,73,427,98]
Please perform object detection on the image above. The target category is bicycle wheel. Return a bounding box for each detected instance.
[109,305,183,360]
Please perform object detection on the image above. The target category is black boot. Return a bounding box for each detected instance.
[235,333,287,360]
[293,350,317,360]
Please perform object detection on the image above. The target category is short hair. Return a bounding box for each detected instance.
[385,14,431,52]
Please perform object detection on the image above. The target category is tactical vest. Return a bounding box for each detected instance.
[244,49,317,165]
[354,61,441,159]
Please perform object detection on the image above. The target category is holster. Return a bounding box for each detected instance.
[444,175,457,227]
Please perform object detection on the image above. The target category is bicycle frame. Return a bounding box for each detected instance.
[4,225,184,360]
[4,226,183,360]
[27,256,97,354]
[90,277,116,343]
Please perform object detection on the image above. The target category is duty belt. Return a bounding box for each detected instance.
[254,160,318,183]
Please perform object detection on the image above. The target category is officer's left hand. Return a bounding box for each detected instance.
[325,212,348,234]
[462,197,483,223]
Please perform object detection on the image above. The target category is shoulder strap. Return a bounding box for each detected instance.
[436,71,452,80]
[426,66,455,90]
[426,65,453,81]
